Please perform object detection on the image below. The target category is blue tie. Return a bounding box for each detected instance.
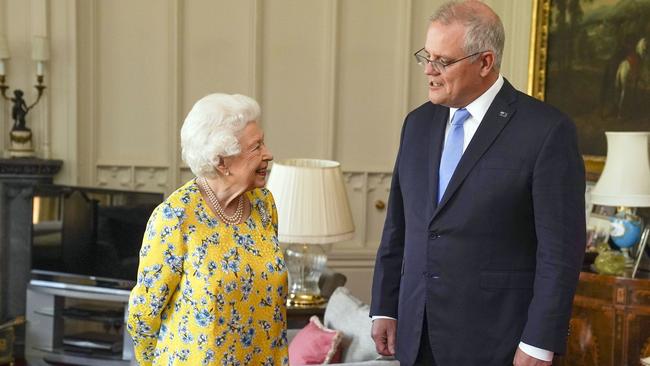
[438,108,470,203]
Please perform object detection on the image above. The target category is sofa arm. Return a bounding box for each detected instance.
[330,360,400,366]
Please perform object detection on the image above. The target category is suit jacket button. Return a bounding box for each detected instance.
[429,231,439,240]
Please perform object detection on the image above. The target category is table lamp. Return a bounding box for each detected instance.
[590,132,650,267]
[266,159,355,307]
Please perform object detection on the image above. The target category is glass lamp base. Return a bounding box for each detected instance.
[284,243,331,307]
[287,293,327,308]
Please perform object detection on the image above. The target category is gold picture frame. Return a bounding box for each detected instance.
[527,0,606,182]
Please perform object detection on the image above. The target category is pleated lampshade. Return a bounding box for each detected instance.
[265,158,354,244]
[591,132,650,207]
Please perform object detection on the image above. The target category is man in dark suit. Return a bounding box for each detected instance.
[369,1,586,365]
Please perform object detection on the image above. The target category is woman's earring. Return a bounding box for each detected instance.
[225,170,230,176]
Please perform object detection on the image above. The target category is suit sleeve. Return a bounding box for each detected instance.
[370,119,408,318]
[126,203,186,366]
[521,116,586,353]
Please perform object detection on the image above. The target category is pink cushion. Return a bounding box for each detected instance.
[289,315,342,365]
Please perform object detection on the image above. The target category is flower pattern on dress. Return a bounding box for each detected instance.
[127,181,287,366]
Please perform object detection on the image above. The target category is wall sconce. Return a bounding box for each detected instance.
[0,35,49,158]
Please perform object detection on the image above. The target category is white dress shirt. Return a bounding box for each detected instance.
[372,75,553,362]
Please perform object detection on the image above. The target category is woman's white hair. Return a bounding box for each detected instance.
[181,93,260,178]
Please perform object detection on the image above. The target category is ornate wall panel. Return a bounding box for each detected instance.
[134,166,169,192]
[261,0,332,161]
[332,171,390,258]
[181,0,258,111]
[337,172,367,250]
[96,165,132,189]
[76,0,96,187]
[334,0,407,170]
[365,173,392,247]
[94,0,170,166]
[48,0,77,184]
[96,165,169,193]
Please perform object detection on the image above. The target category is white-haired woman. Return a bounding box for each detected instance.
[127,93,287,366]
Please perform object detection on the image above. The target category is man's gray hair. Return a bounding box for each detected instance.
[430,1,505,69]
[180,93,260,178]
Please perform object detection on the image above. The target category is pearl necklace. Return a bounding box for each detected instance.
[199,177,244,225]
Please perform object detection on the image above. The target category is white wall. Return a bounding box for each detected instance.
[1,0,534,303]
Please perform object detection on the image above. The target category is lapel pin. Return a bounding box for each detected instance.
[499,111,508,118]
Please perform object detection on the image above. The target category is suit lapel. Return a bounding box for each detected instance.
[430,80,518,223]
[428,107,449,215]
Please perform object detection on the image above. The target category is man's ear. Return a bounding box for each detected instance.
[479,51,496,77]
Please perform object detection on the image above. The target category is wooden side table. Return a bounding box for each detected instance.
[286,303,327,329]
[554,271,650,366]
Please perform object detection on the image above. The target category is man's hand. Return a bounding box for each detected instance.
[371,318,397,356]
[513,347,552,366]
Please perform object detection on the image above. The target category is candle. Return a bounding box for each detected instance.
[36,61,43,76]
[0,60,4,76]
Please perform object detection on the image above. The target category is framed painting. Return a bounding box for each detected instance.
[528,0,650,181]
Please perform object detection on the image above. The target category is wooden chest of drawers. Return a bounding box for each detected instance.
[554,271,650,366]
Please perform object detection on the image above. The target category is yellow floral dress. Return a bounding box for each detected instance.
[126,180,289,366]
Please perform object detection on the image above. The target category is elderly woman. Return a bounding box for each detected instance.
[126,93,287,366]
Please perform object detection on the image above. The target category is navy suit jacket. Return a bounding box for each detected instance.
[370,79,586,366]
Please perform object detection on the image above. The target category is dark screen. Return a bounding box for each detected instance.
[31,185,163,282]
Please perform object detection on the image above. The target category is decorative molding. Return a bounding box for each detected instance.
[357,170,369,247]
[96,165,131,188]
[169,0,181,191]
[633,289,650,305]
[396,0,412,144]
[504,0,533,90]
[30,0,49,158]
[342,172,367,249]
[30,0,47,37]
[134,166,168,191]
[323,0,338,160]
[96,164,170,192]
[95,160,169,168]
[343,171,364,191]
[250,0,263,104]
[0,158,62,178]
[367,173,391,192]
[328,256,376,269]
[337,170,392,252]
[90,0,99,186]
